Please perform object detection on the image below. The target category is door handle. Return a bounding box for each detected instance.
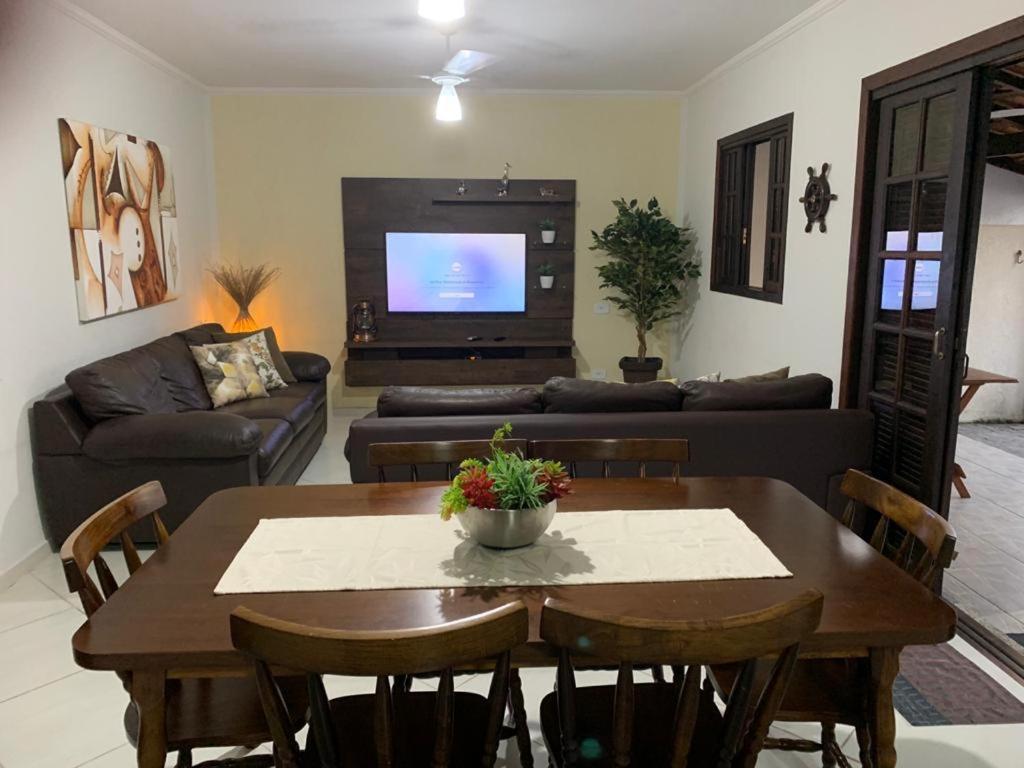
[933,327,946,360]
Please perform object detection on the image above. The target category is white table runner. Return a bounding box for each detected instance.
[214,509,791,595]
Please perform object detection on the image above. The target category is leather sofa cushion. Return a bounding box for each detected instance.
[66,347,177,422]
[176,323,225,347]
[681,373,833,411]
[253,419,294,477]
[275,381,327,409]
[81,411,261,460]
[218,393,316,431]
[213,327,297,383]
[142,335,213,411]
[543,377,683,413]
[377,386,543,418]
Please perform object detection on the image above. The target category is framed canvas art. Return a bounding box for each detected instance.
[58,119,180,322]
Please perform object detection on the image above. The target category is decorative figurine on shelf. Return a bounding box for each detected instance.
[497,162,511,197]
[350,299,377,342]
[799,163,838,233]
[456,180,468,196]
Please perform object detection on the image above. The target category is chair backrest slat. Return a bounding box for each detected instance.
[60,481,168,617]
[431,668,455,768]
[527,439,689,482]
[612,662,635,765]
[369,439,529,482]
[840,469,957,587]
[667,664,702,768]
[540,591,823,767]
[231,601,530,765]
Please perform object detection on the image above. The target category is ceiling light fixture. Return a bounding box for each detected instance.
[418,0,465,23]
[433,75,465,121]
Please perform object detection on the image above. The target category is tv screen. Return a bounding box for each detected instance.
[385,232,526,313]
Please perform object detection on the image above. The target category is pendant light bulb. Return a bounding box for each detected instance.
[435,81,463,122]
[418,0,465,23]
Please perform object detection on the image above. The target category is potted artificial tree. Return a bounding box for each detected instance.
[539,218,557,244]
[591,197,699,383]
[538,262,556,289]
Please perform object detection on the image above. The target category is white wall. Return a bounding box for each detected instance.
[0,0,216,579]
[675,0,1024,391]
[961,165,1024,422]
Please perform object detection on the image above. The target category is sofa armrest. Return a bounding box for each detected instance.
[82,411,262,461]
[282,351,330,382]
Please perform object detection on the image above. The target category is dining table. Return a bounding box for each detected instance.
[71,476,956,768]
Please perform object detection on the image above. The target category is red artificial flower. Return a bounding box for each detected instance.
[538,466,573,503]
[460,466,498,509]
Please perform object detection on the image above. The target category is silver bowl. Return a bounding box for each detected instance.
[457,501,557,549]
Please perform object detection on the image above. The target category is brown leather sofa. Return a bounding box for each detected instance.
[31,323,330,547]
[346,376,874,518]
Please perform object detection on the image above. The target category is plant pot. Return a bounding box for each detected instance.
[539,275,555,289]
[457,501,557,549]
[541,229,556,244]
[619,356,663,383]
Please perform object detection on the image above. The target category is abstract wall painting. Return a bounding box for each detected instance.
[58,119,180,322]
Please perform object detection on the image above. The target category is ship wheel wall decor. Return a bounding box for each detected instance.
[799,163,838,233]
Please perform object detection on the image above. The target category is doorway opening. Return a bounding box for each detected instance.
[840,18,1024,675]
[947,56,1024,659]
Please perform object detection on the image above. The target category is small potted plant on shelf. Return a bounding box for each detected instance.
[539,217,557,244]
[591,197,699,382]
[440,424,572,549]
[538,262,556,289]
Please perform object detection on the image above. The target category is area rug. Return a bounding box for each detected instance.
[894,643,1024,725]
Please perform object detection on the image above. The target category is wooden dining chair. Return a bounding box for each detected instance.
[539,590,824,768]
[364,438,536,763]
[527,438,690,481]
[61,482,308,768]
[368,439,528,481]
[230,600,530,768]
[709,469,957,768]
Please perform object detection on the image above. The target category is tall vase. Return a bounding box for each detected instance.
[232,304,259,333]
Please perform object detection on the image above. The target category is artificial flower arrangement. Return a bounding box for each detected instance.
[440,424,572,520]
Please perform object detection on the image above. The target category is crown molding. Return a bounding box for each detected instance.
[207,85,684,98]
[51,0,208,91]
[681,0,847,97]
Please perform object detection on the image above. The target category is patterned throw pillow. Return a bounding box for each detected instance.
[232,331,288,391]
[190,341,269,408]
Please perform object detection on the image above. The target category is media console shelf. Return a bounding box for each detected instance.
[341,177,577,387]
[344,339,575,387]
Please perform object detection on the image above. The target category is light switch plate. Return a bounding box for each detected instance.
[590,369,607,380]
[594,301,610,314]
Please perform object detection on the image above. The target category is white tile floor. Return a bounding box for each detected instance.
[1,413,1023,767]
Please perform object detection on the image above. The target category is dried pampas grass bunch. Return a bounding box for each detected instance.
[208,262,280,332]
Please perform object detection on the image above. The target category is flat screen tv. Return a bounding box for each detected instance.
[385,232,526,313]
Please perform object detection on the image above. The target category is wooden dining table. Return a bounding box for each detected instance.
[72,477,956,768]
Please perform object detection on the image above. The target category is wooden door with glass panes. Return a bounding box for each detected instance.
[858,71,982,511]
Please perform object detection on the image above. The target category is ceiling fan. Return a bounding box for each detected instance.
[421,38,498,122]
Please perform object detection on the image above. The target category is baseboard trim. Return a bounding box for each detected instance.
[0,542,51,591]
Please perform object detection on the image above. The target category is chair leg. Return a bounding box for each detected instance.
[855,725,873,768]
[821,722,838,768]
[651,665,666,683]
[175,748,193,768]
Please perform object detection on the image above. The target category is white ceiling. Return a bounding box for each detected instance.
[68,0,819,91]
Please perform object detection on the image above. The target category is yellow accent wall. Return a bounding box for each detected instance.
[210,92,682,406]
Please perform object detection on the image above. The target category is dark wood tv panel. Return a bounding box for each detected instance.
[341,177,577,387]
